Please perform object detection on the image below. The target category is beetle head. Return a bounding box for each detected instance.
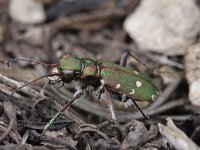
[54,53,82,83]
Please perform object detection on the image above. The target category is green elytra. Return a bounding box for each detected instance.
[57,53,159,102]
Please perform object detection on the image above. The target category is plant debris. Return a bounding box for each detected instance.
[0,0,200,149]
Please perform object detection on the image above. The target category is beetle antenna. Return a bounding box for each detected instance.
[7,58,58,68]
[10,74,61,99]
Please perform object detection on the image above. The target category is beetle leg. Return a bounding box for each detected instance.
[120,51,129,66]
[120,94,134,107]
[120,52,152,121]
[74,85,84,97]
[95,84,104,100]
[104,87,117,121]
[122,95,150,121]
[121,94,127,102]
[130,98,151,121]
[99,79,117,120]
[95,81,117,120]
[39,89,85,138]
[120,51,153,72]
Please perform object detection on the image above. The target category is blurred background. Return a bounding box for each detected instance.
[0,0,200,149]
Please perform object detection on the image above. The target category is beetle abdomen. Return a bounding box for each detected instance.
[100,62,159,102]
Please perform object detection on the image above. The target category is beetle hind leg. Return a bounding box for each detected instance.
[130,98,151,121]
[122,96,151,121]
[120,51,129,67]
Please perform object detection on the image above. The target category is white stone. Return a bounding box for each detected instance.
[124,0,200,55]
[185,43,200,106]
[189,79,200,106]
[9,0,46,24]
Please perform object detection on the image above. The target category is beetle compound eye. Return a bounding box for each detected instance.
[48,67,60,81]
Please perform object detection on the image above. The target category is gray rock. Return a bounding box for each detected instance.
[124,0,200,55]
[9,0,46,24]
[185,43,200,106]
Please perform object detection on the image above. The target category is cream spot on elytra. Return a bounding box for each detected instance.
[136,81,142,87]
[151,95,156,101]
[129,89,135,95]
[115,84,121,89]
[134,71,139,75]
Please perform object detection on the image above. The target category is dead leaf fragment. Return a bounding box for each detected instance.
[158,118,200,150]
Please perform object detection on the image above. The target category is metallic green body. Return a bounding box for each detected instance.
[59,54,98,76]
[82,58,98,77]
[58,53,159,102]
[59,54,82,71]
[100,62,159,101]
[37,52,159,137]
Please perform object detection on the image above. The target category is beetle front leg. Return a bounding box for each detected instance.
[39,89,85,138]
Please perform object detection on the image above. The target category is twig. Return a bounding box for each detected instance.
[156,115,191,121]
[30,130,78,150]
[0,100,17,142]
[158,118,200,150]
[117,98,185,121]
[76,128,113,143]
[143,52,185,69]
[0,73,45,99]
[0,124,20,144]
[145,99,185,116]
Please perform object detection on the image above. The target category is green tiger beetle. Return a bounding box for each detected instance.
[7,51,160,137]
